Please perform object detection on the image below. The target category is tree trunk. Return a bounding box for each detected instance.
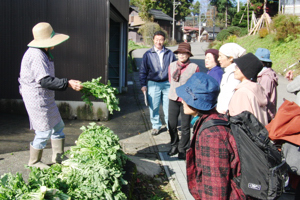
[226,5,228,27]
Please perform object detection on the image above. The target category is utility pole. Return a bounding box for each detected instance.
[199,2,201,41]
[213,6,215,40]
[172,0,181,41]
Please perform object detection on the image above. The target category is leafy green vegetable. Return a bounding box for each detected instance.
[60,123,128,199]
[27,186,70,200]
[0,173,29,199]
[80,77,120,114]
[0,124,128,200]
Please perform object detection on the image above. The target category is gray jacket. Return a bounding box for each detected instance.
[287,75,300,105]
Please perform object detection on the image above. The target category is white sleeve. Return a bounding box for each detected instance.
[217,72,240,113]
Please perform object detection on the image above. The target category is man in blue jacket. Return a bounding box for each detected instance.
[139,31,176,135]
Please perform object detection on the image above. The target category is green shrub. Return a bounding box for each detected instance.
[138,22,168,46]
[259,27,269,38]
[227,26,243,36]
[216,29,230,41]
[227,35,238,43]
[271,14,300,41]
[216,26,248,41]
[239,28,249,37]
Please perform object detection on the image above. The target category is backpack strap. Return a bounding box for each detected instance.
[199,119,230,133]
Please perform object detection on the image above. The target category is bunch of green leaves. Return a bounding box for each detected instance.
[0,123,128,200]
[80,77,120,114]
[0,173,29,199]
[59,123,128,199]
[70,123,127,168]
[27,164,68,194]
[25,186,70,200]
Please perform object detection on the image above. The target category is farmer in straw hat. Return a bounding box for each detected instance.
[18,22,83,169]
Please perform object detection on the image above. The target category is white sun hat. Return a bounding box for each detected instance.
[27,22,69,48]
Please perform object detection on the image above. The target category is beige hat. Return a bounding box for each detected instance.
[219,43,246,59]
[27,22,69,48]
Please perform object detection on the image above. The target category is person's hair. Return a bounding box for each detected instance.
[187,104,215,114]
[208,53,220,66]
[262,61,272,68]
[153,31,165,40]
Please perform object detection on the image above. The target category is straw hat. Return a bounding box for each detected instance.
[27,22,69,48]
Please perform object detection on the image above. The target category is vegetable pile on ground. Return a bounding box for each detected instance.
[80,77,120,114]
[0,123,128,200]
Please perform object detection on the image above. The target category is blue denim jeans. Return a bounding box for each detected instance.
[32,120,65,149]
[147,80,170,130]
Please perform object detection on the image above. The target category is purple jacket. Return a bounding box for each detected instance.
[207,65,224,84]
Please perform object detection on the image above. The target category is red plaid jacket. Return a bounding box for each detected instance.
[186,112,247,200]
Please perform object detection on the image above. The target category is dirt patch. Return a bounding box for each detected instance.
[132,170,178,200]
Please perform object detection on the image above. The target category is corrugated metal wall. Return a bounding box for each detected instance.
[0,1,47,100]
[0,0,109,101]
[110,0,129,21]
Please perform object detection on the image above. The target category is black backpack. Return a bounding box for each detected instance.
[199,111,288,200]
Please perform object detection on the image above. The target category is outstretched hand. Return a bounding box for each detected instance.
[285,70,294,81]
[68,79,83,91]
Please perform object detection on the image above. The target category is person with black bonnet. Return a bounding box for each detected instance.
[228,53,268,125]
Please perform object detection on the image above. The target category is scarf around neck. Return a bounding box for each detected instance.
[172,60,190,82]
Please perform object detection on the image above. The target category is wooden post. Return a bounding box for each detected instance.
[247,0,249,32]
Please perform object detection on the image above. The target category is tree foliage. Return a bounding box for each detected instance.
[232,5,254,28]
[130,0,155,21]
[249,0,278,16]
[210,0,237,26]
[130,0,194,22]
[191,1,200,16]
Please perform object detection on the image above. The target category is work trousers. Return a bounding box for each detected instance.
[147,80,170,130]
[32,120,65,149]
[168,99,191,152]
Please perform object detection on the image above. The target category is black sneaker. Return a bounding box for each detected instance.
[167,146,178,156]
[283,186,296,195]
[178,152,186,160]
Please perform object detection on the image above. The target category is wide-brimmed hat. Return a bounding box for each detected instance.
[255,48,272,62]
[173,42,193,57]
[176,72,220,111]
[234,53,263,82]
[28,22,69,48]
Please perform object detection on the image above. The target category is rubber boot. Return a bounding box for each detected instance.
[51,138,65,164]
[28,144,50,169]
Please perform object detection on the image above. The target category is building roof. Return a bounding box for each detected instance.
[204,27,221,33]
[130,6,173,21]
[149,9,173,21]
[183,26,199,31]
